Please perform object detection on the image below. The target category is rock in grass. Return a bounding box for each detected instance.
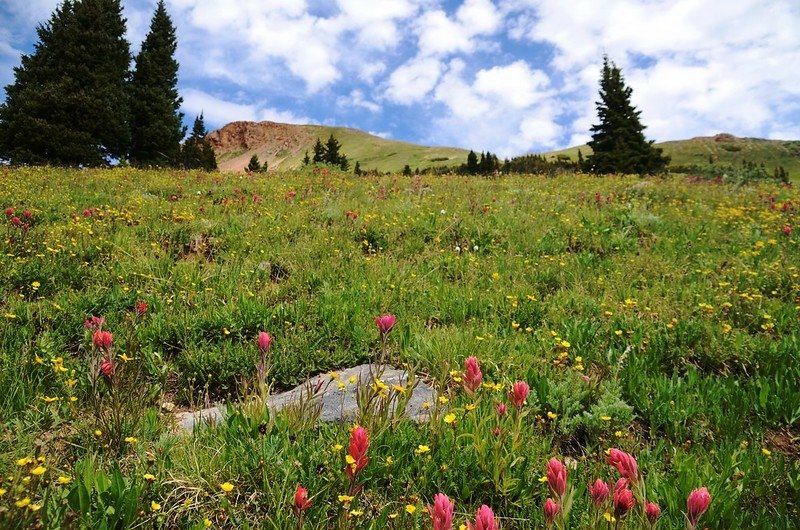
[174,364,437,432]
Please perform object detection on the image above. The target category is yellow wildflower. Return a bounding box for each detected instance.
[220,482,234,493]
[415,445,431,455]
[151,500,161,512]
[406,504,417,514]
[31,465,46,476]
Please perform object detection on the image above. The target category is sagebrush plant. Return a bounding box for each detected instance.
[0,167,798,528]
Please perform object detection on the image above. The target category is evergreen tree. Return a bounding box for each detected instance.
[586,56,669,175]
[182,113,216,170]
[246,154,261,172]
[0,0,131,165]
[402,164,412,176]
[312,139,325,163]
[466,150,479,174]
[129,0,184,167]
[302,151,310,165]
[354,161,361,175]
[323,134,349,170]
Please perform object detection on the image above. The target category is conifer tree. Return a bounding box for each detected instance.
[312,139,325,163]
[466,150,479,174]
[246,155,261,172]
[324,134,348,170]
[586,56,669,175]
[182,113,216,170]
[0,0,131,165]
[129,0,184,167]
[354,161,361,175]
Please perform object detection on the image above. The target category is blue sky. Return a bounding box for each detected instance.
[1,0,799,157]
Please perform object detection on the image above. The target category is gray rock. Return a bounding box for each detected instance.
[174,364,437,432]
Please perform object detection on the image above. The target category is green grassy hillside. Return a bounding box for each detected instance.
[212,122,469,173]
[545,134,800,179]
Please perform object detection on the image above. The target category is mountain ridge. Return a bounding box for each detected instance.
[208,121,800,177]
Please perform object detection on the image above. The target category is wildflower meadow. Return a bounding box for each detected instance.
[0,166,798,529]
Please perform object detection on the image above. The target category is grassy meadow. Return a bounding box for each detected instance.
[0,166,798,529]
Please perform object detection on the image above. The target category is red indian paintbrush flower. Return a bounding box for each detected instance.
[588,479,610,507]
[427,493,454,530]
[644,501,661,524]
[546,457,567,498]
[508,380,529,408]
[92,330,113,352]
[613,486,635,518]
[134,301,147,316]
[5,207,14,216]
[375,314,396,336]
[467,505,498,530]
[543,498,559,525]
[293,485,313,512]
[686,487,711,529]
[345,426,369,480]
[257,331,273,353]
[607,448,638,482]
[496,402,507,416]
[84,316,105,331]
[99,356,114,378]
[463,356,483,394]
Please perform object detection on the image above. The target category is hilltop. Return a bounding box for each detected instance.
[208,122,800,179]
[207,121,469,173]
[546,133,800,178]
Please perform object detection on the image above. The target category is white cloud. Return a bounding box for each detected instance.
[508,0,800,143]
[473,60,549,108]
[169,0,429,92]
[181,88,310,129]
[336,89,381,113]
[427,59,560,156]
[384,56,443,104]
[415,0,501,57]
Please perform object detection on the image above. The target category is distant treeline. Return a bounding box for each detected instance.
[362,150,582,177]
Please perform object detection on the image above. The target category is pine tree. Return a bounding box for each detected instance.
[302,151,310,165]
[466,150,479,174]
[354,161,361,175]
[182,113,216,170]
[0,0,131,165]
[586,56,669,175]
[312,139,325,163]
[129,0,184,167]
[246,155,261,172]
[323,134,349,170]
